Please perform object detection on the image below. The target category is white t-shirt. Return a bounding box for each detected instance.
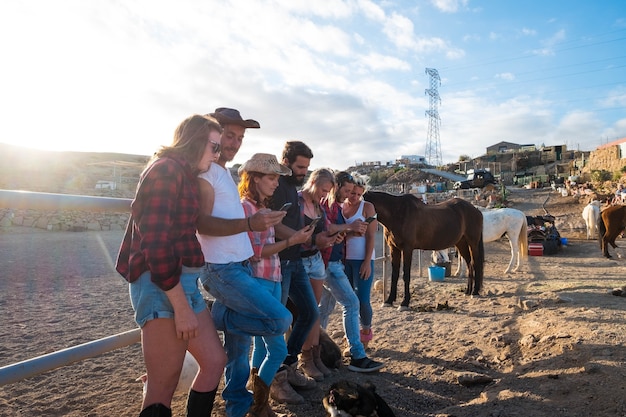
[197,164,254,263]
[344,200,375,261]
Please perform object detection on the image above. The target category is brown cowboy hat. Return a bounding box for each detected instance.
[209,107,260,129]
[238,153,292,176]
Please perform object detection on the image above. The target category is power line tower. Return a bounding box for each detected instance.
[424,68,442,167]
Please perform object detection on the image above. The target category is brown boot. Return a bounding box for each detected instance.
[245,368,277,417]
[269,368,304,404]
[299,348,324,381]
[312,344,332,377]
[285,362,316,390]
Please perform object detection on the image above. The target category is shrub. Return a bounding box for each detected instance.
[591,170,611,182]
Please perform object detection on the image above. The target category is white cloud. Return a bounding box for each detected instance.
[496,73,516,81]
[533,28,567,55]
[430,0,468,13]
[0,0,622,171]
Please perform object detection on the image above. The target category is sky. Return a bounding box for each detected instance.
[1,0,625,170]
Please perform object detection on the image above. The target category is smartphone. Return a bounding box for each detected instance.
[278,202,293,212]
[308,216,321,229]
[364,213,378,223]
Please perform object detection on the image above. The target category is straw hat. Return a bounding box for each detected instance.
[238,153,292,176]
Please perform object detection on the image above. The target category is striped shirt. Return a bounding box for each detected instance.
[241,198,282,282]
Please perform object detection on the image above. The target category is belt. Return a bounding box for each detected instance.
[300,249,319,258]
[205,260,249,267]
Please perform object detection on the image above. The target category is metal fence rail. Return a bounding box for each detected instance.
[0,189,136,387]
[0,189,396,387]
[0,329,140,386]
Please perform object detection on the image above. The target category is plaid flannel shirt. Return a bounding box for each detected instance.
[115,156,205,291]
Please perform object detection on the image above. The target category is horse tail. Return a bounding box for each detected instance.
[598,212,606,249]
[519,220,528,259]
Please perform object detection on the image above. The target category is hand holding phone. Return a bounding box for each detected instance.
[308,216,321,230]
[364,213,378,223]
[278,202,293,212]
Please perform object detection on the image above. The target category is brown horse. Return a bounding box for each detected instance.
[598,204,626,258]
[363,191,485,309]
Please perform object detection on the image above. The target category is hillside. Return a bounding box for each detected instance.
[0,143,148,198]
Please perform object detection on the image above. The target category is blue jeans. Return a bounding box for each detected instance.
[320,260,366,360]
[344,259,374,328]
[251,279,288,386]
[129,266,207,328]
[201,262,292,417]
[280,259,319,364]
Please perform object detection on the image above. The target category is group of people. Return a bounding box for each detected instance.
[115,108,384,417]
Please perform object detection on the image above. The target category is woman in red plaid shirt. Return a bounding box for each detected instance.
[116,114,227,417]
[237,153,313,413]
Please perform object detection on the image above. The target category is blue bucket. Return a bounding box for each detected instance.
[560,237,568,246]
[428,265,445,282]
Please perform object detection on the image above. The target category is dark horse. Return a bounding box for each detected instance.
[598,204,626,258]
[363,191,485,309]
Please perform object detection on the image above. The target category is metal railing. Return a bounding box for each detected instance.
[0,189,395,387]
[0,190,136,387]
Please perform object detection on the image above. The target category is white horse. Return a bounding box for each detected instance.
[582,200,601,240]
[446,207,528,276]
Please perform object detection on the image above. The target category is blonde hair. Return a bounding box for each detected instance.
[351,172,369,191]
[301,168,335,204]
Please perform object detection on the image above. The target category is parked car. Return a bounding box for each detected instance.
[454,169,497,189]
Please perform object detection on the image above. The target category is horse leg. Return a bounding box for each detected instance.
[471,235,485,295]
[385,246,402,306]
[399,248,413,311]
[602,234,611,258]
[504,234,516,274]
[598,216,610,258]
[456,241,473,295]
[455,257,466,278]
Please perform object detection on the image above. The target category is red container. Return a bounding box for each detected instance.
[528,243,543,256]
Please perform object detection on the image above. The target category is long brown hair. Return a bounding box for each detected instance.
[238,171,271,208]
[149,114,222,174]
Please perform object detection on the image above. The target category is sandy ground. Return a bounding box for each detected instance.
[1,187,626,416]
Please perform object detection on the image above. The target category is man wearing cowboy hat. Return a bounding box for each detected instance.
[196,108,292,417]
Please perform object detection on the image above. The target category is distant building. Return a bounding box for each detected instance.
[486,141,521,154]
[397,155,427,165]
[588,137,626,172]
[357,161,382,167]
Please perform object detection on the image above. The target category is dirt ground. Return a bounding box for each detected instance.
[1,187,626,416]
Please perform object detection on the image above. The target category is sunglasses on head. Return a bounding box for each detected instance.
[337,172,354,185]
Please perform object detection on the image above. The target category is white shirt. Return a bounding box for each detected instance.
[197,164,254,263]
[344,200,375,261]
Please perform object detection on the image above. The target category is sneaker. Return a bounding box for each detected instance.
[347,356,384,373]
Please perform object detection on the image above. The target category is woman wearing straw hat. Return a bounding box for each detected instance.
[238,153,314,415]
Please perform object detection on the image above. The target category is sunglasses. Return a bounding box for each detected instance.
[337,172,354,185]
[209,140,221,154]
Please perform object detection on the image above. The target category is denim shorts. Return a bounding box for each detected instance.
[129,266,207,327]
[301,251,326,281]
